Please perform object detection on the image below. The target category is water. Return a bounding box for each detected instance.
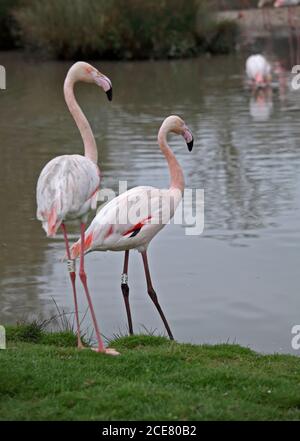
[0,51,299,355]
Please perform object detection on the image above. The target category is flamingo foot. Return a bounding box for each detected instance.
[91,347,120,356]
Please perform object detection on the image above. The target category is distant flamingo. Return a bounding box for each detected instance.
[36,62,118,355]
[274,0,300,7]
[70,116,194,341]
[275,0,300,65]
[246,54,272,88]
[275,0,300,28]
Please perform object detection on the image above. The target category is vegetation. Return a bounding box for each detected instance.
[0,0,238,59]
[1,324,300,420]
[217,0,258,9]
[0,0,21,49]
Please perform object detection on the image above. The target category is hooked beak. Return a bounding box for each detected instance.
[183,126,194,152]
[93,72,113,101]
[187,138,194,152]
[106,87,113,101]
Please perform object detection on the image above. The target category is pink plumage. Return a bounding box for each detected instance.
[70,115,194,342]
[37,154,100,237]
[246,54,272,88]
[36,62,118,356]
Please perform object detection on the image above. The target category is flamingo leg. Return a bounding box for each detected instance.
[141,251,174,340]
[263,9,271,32]
[61,223,83,349]
[79,223,105,352]
[288,7,293,30]
[121,250,134,335]
[262,9,268,31]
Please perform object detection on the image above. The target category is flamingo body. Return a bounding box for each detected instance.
[246,54,272,87]
[275,0,300,6]
[71,185,182,257]
[37,154,100,237]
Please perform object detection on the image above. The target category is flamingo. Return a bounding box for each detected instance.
[36,61,118,356]
[246,54,272,88]
[275,0,300,28]
[70,115,194,342]
[275,0,300,64]
[274,0,300,6]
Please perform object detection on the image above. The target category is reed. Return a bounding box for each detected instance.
[12,0,237,59]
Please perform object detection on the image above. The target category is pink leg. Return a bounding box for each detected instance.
[61,223,83,349]
[265,10,271,32]
[78,223,106,352]
[262,10,267,31]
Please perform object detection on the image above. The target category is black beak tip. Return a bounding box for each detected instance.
[106,88,113,101]
[187,139,194,152]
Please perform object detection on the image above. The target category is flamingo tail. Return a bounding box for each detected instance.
[44,205,61,237]
[70,233,93,259]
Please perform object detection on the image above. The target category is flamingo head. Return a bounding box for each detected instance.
[160,115,194,151]
[68,61,113,101]
[254,72,265,88]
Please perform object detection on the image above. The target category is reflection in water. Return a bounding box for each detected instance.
[249,88,273,121]
[0,50,300,354]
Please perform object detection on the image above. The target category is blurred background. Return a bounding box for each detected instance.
[0,0,299,354]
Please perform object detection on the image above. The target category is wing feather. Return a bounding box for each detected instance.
[70,186,182,257]
[36,154,100,236]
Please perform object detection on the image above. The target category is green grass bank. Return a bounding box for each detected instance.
[0,0,237,58]
[1,325,300,421]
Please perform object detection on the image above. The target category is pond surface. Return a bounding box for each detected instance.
[0,50,299,354]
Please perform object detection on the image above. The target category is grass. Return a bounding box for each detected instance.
[1,325,300,420]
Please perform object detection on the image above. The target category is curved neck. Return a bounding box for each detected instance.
[64,76,98,163]
[158,130,185,193]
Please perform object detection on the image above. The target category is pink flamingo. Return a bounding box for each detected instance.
[275,0,300,29]
[275,0,300,65]
[275,0,300,6]
[36,62,118,355]
[246,54,272,88]
[70,115,194,341]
